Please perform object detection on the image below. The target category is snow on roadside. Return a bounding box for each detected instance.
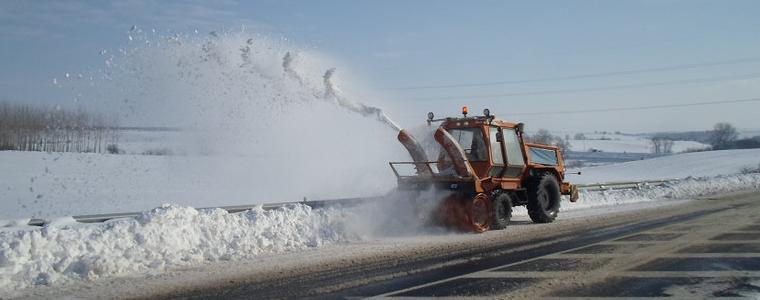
[567,173,760,210]
[1,173,760,291]
[0,204,359,290]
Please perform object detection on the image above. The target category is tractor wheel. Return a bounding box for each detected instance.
[527,173,561,223]
[465,193,493,233]
[491,193,512,230]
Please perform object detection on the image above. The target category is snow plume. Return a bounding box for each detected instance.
[321,68,401,131]
[282,51,401,131]
[50,29,407,205]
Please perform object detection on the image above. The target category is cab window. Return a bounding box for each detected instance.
[489,127,504,165]
[503,129,525,166]
[447,128,487,161]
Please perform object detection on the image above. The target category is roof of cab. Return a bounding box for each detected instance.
[440,116,519,128]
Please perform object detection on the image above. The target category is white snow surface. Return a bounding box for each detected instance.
[1,173,760,291]
[0,150,400,220]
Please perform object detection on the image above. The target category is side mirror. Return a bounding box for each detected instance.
[516,123,525,134]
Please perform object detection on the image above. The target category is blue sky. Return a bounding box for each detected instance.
[2,1,760,132]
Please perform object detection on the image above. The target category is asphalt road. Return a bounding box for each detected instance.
[160,192,760,299]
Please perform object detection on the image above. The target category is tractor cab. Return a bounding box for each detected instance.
[435,110,527,181]
[391,107,532,186]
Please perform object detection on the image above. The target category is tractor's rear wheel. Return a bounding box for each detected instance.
[527,173,561,223]
[491,192,512,230]
[465,193,493,233]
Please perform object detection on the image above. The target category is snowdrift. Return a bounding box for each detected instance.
[0,205,357,290]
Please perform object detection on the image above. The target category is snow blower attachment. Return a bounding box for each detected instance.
[390,107,579,233]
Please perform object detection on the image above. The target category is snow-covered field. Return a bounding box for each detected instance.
[1,149,760,292]
[574,148,760,184]
[0,148,399,220]
[563,132,709,153]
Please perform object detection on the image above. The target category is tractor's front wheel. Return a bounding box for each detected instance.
[465,193,493,233]
[527,173,561,223]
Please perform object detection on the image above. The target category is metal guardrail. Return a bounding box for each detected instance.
[576,179,674,192]
[23,180,674,227]
[25,196,385,227]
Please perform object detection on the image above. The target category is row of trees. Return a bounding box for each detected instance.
[650,122,759,154]
[0,101,120,153]
[526,122,756,156]
[708,122,760,150]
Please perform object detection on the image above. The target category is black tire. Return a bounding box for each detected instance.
[527,173,561,223]
[491,193,512,230]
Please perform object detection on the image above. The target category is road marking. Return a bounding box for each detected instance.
[462,270,760,278]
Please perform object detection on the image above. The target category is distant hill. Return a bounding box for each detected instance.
[647,131,712,143]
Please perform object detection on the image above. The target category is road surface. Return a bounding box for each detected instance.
[158,192,760,299]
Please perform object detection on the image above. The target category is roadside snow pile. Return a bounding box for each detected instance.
[0,204,358,290]
[568,173,760,210]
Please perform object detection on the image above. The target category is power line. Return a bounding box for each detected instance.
[385,56,760,90]
[410,73,760,100]
[500,97,760,116]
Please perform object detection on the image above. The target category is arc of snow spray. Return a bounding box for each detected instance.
[282,52,401,132]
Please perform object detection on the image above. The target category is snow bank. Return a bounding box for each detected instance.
[0,204,358,290]
[567,173,760,210]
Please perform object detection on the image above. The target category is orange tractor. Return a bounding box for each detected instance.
[390,107,579,232]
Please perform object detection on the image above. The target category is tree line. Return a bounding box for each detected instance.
[0,101,120,153]
[707,122,760,150]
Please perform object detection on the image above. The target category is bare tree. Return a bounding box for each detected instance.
[529,129,554,145]
[710,122,738,150]
[526,129,571,154]
[555,136,572,153]
[650,137,674,154]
